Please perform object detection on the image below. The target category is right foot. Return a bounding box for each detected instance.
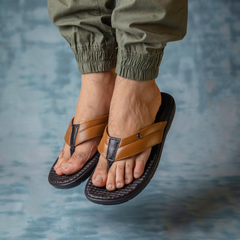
[54,69,116,175]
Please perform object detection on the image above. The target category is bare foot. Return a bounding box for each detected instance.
[92,75,162,190]
[54,69,116,175]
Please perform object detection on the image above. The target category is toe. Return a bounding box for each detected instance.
[54,151,70,175]
[125,158,135,184]
[54,145,71,171]
[134,148,151,178]
[106,162,117,191]
[60,139,99,175]
[115,160,126,189]
[54,157,68,172]
[92,155,108,187]
[55,168,64,175]
[60,150,88,175]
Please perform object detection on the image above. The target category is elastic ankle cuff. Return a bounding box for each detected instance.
[115,49,164,81]
[72,46,117,74]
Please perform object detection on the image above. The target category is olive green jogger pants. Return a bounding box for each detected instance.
[47,0,188,81]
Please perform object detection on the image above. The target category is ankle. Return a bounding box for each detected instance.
[81,69,116,97]
[113,75,161,105]
[82,69,116,86]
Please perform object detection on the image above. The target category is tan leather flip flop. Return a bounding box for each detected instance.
[85,92,175,205]
[48,114,108,189]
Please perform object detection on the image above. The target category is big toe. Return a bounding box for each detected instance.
[60,151,89,175]
[59,139,99,175]
[92,155,108,187]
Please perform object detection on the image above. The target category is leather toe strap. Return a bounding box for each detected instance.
[98,121,167,169]
[64,114,109,156]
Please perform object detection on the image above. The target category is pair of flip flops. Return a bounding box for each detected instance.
[48,92,175,205]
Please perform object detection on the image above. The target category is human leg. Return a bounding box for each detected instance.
[47,0,117,176]
[92,0,188,190]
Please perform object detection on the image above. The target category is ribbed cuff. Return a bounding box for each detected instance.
[72,45,117,74]
[115,48,164,81]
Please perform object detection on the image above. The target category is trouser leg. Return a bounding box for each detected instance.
[47,0,117,73]
[112,0,188,81]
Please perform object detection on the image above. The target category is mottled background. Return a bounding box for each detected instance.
[0,0,240,239]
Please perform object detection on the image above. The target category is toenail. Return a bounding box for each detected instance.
[135,173,141,178]
[61,163,71,170]
[117,183,122,188]
[95,175,103,183]
[125,179,129,184]
[107,184,113,190]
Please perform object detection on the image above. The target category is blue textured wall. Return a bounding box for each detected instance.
[0,0,239,239]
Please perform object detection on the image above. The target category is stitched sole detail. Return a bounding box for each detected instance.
[84,92,176,205]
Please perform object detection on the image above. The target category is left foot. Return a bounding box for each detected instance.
[54,70,116,176]
[92,75,162,190]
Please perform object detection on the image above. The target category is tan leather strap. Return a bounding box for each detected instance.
[64,114,109,147]
[98,121,167,162]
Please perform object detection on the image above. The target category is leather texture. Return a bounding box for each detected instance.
[106,136,121,169]
[69,124,80,155]
[98,121,167,166]
[64,114,109,148]
[48,114,109,189]
[85,92,176,205]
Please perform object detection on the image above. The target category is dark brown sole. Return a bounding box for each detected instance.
[48,152,99,189]
[84,92,176,205]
